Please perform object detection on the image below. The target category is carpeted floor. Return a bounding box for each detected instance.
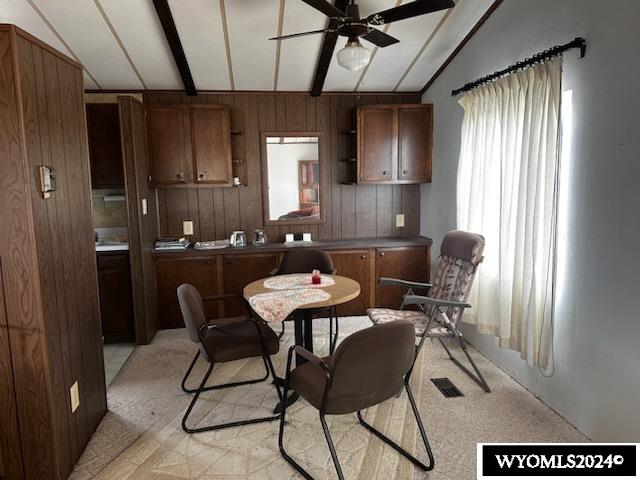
[71,317,587,480]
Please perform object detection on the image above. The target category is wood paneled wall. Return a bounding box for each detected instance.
[144,92,422,242]
[0,25,105,479]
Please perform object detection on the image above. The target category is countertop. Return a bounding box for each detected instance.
[152,236,432,258]
[96,243,129,253]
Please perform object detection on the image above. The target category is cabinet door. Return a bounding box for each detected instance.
[329,250,371,316]
[375,246,430,308]
[86,103,124,188]
[223,254,280,317]
[156,257,218,329]
[191,106,233,185]
[97,256,135,343]
[147,106,191,185]
[398,105,432,182]
[357,107,396,183]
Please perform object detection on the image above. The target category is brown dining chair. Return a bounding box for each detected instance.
[177,283,282,433]
[278,319,434,479]
[273,248,340,353]
[367,230,489,392]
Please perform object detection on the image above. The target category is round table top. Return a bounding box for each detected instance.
[243,274,361,310]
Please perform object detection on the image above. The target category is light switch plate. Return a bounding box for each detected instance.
[142,198,148,215]
[396,214,405,228]
[183,221,194,236]
[70,381,80,413]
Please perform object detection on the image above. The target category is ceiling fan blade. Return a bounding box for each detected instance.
[367,0,455,25]
[270,29,330,41]
[300,0,347,19]
[361,28,400,47]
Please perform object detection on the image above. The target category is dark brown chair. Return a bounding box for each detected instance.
[177,283,282,433]
[273,248,340,353]
[278,320,434,479]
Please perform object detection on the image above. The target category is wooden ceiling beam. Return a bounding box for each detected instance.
[152,0,197,96]
[310,0,349,97]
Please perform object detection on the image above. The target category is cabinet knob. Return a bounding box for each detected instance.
[198,171,207,180]
[360,254,366,259]
[382,170,387,176]
[176,172,184,180]
[380,252,385,257]
[403,170,408,175]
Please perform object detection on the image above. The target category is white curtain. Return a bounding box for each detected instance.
[456,58,562,370]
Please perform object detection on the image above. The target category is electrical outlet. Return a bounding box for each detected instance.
[142,198,148,215]
[396,214,405,228]
[183,220,194,236]
[70,381,80,413]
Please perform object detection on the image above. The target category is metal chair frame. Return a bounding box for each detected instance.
[382,275,490,392]
[278,343,435,480]
[180,294,283,433]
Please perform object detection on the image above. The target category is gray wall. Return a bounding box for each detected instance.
[421,0,640,441]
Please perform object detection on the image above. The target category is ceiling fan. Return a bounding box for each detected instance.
[270,0,455,72]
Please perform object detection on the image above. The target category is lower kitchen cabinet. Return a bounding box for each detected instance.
[223,253,280,317]
[375,246,430,309]
[329,250,372,316]
[97,252,135,343]
[153,239,431,327]
[156,257,219,329]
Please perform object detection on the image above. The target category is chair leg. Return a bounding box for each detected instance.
[278,386,315,480]
[278,321,286,340]
[438,334,491,393]
[181,356,281,433]
[279,394,345,480]
[357,381,434,471]
[320,413,346,480]
[329,307,339,355]
[181,350,270,394]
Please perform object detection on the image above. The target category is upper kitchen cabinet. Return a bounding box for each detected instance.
[357,104,432,184]
[86,103,124,188]
[146,104,233,187]
[190,106,233,185]
[146,105,192,185]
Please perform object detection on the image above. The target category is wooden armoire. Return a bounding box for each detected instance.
[0,25,106,480]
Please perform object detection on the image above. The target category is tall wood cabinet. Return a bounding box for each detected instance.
[0,25,105,480]
[146,104,233,187]
[357,104,432,184]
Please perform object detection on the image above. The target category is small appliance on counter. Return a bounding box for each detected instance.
[230,230,247,247]
[253,229,267,246]
[284,232,314,246]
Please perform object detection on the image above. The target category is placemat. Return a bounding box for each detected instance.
[248,289,331,323]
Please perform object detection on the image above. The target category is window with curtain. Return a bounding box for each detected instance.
[456,58,562,372]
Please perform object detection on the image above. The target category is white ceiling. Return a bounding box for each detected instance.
[0,0,496,93]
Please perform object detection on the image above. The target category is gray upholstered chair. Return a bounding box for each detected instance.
[368,230,489,392]
[177,283,282,433]
[278,320,434,480]
[273,248,340,353]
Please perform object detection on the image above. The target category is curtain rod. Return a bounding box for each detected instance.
[451,37,586,96]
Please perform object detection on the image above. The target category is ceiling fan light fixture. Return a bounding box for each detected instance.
[337,38,371,72]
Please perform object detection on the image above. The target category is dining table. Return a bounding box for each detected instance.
[243,273,361,412]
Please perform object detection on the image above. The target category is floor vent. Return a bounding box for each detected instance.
[431,378,464,398]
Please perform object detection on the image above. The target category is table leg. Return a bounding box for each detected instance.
[274,309,307,413]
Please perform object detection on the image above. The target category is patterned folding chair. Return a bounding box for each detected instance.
[367,230,489,392]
